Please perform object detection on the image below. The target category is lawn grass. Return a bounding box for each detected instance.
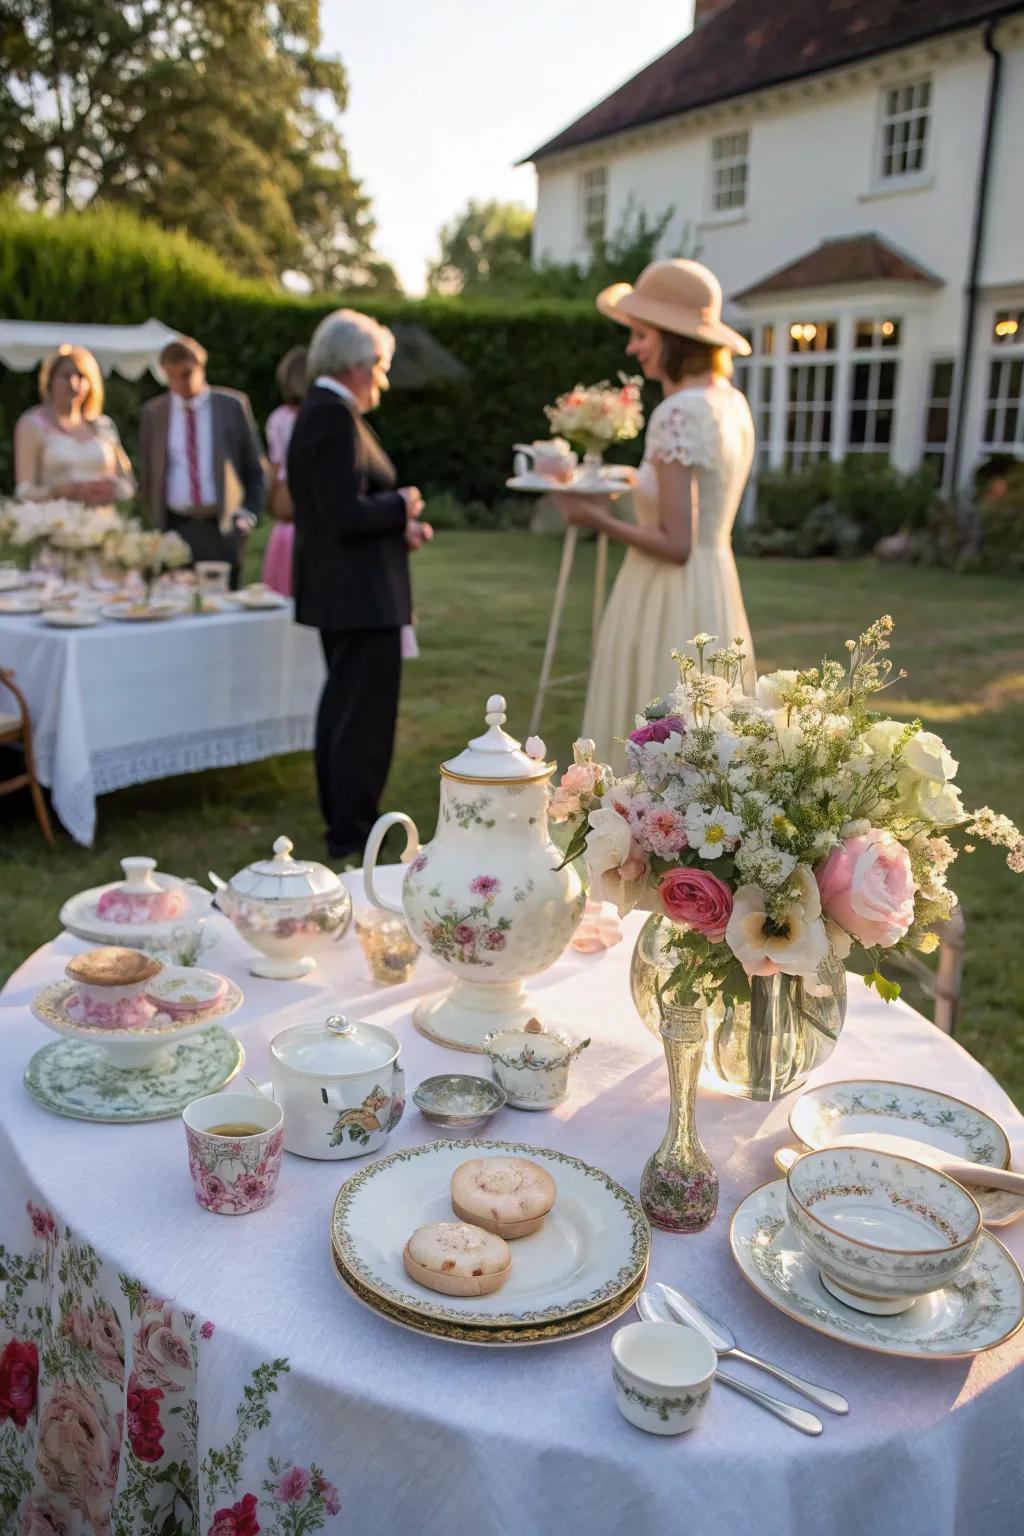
[3,533,1022,1105]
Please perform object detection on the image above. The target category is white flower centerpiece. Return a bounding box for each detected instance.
[103,521,191,601]
[551,617,1023,1100]
[0,498,121,579]
[544,375,643,486]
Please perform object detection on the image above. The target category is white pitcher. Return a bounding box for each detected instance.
[363,695,586,1052]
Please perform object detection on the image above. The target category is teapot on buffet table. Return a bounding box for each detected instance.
[363,695,586,1052]
[209,835,352,979]
[269,1013,404,1160]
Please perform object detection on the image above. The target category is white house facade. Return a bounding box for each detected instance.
[526,1,1024,493]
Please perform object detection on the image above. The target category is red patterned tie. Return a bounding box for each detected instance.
[185,403,202,507]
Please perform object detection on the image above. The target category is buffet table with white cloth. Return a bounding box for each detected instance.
[1,869,1022,1536]
[0,605,323,845]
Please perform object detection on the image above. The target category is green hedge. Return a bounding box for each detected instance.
[0,204,640,504]
[737,459,939,558]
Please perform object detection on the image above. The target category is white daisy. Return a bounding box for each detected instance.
[684,803,741,859]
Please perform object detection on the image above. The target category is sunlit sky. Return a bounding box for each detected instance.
[322,1,696,293]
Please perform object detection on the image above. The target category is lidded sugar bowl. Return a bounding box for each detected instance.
[363,695,586,1052]
[483,1017,590,1110]
[210,835,352,979]
[269,1013,405,1160]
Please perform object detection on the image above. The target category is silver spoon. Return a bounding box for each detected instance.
[653,1281,849,1415]
[775,1137,1024,1196]
[635,1291,823,1436]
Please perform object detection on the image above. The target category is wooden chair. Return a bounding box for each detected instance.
[884,907,965,1037]
[0,668,55,844]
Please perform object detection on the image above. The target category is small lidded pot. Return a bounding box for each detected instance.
[210,835,352,979]
[269,1014,404,1160]
[482,1017,589,1110]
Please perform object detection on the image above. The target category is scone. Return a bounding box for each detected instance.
[451,1156,556,1240]
[402,1221,511,1297]
[66,947,162,988]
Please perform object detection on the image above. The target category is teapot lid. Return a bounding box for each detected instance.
[270,1014,400,1078]
[482,1017,587,1065]
[228,836,343,900]
[118,856,166,893]
[442,696,553,783]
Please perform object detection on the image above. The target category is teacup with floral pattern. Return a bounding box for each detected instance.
[183,1091,285,1216]
[611,1321,716,1436]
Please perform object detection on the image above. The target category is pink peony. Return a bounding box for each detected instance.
[209,1493,260,1536]
[274,1465,310,1504]
[469,875,500,898]
[0,1338,39,1428]
[35,1378,120,1532]
[816,829,916,949]
[659,868,734,942]
[629,715,686,747]
[640,807,688,858]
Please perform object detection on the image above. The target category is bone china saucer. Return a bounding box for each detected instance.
[730,1179,1024,1359]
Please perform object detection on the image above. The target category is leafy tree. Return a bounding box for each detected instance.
[0,0,398,291]
[427,199,534,296]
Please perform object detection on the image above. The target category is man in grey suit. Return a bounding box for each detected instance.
[138,336,265,587]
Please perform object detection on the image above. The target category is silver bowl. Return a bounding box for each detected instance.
[412,1074,506,1132]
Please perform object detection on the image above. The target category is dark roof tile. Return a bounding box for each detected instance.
[733,234,942,300]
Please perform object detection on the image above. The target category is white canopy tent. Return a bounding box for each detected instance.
[0,318,183,381]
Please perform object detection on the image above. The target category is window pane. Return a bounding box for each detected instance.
[932,360,954,397]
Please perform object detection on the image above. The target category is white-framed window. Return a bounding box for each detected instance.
[878,78,931,180]
[579,166,607,244]
[848,318,901,453]
[982,357,1024,453]
[922,357,955,484]
[783,320,837,469]
[709,129,749,213]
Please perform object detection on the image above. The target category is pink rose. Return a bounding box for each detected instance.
[314,1473,341,1516]
[90,1310,125,1386]
[816,829,916,949]
[629,715,685,747]
[482,929,506,950]
[0,1338,39,1428]
[132,1307,191,1392]
[19,1498,69,1536]
[453,923,476,946]
[36,1379,120,1533]
[659,868,734,942]
[27,1203,56,1241]
[126,1371,164,1463]
[210,1493,260,1536]
[274,1465,310,1504]
[61,1309,91,1350]
[200,1321,216,1340]
[469,874,500,898]
[562,761,600,796]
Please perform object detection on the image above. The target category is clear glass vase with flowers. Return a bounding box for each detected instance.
[552,618,1024,1100]
[544,375,644,486]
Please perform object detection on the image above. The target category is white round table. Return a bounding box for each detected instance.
[1,870,1022,1536]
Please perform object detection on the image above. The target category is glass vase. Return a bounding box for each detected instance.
[640,1002,718,1233]
[630,914,847,1103]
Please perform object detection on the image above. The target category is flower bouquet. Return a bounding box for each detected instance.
[552,618,1023,1098]
[544,374,643,483]
[103,521,191,600]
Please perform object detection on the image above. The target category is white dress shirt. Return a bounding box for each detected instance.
[314,375,359,411]
[166,390,216,509]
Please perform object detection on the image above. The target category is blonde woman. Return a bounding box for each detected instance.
[14,345,134,507]
[555,259,756,773]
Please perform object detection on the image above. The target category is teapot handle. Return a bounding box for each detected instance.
[363,813,420,915]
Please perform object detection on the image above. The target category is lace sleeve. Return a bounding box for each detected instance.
[645,396,717,469]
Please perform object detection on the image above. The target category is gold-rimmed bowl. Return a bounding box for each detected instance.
[786,1146,982,1313]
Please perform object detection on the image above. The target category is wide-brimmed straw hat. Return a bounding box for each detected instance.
[597,259,751,356]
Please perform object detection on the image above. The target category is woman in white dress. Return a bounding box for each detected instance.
[13,345,134,507]
[556,259,756,774]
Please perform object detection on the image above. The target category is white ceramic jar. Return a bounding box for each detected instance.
[210,835,352,979]
[482,1017,589,1109]
[363,696,586,1052]
[269,1014,405,1160]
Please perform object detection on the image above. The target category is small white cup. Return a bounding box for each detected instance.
[611,1321,716,1436]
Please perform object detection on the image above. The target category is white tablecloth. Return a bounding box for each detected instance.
[0,606,324,845]
[1,871,1022,1536]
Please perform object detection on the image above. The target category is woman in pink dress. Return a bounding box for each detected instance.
[260,347,307,594]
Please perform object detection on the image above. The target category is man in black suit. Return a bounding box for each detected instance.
[288,309,431,859]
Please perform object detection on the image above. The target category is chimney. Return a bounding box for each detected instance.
[694,0,734,26]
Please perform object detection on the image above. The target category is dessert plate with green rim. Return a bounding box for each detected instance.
[788,1079,1022,1226]
[24,1025,244,1123]
[730,1179,1024,1359]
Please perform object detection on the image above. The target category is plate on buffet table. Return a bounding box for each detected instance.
[101,602,179,622]
[788,1079,1023,1227]
[40,607,104,628]
[0,594,45,615]
[31,977,242,1071]
[226,586,288,610]
[330,1242,647,1347]
[330,1138,650,1329]
[24,1025,244,1123]
[730,1179,1024,1359]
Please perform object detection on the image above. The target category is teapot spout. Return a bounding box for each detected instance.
[362,812,420,915]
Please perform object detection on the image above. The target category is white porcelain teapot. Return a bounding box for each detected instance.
[269,1013,405,1160]
[363,695,586,1052]
[210,835,352,979]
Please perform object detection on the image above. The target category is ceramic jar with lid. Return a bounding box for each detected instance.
[482,1017,590,1109]
[210,835,352,978]
[269,1013,405,1160]
[59,856,212,966]
[363,695,586,1052]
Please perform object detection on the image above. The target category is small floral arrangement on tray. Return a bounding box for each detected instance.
[544,374,644,459]
[551,617,1023,1009]
[103,521,191,589]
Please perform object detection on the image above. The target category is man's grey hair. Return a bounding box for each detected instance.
[307,308,395,381]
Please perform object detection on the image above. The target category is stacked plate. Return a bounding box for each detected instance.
[329,1139,650,1346]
